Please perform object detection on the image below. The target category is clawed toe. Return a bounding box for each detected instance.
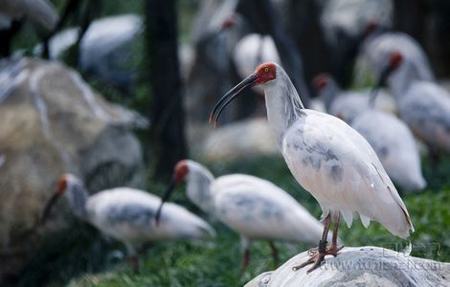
[292,245,343,272]
[292,253,325,272]
[328,245,344,257]
[307,247,319,257]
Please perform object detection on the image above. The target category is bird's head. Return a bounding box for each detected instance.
[40,174,79,224]
[209,62,277,126]
[312,73,330,92]
[174,160,190,183]
[375,51,403,89]
[364,20,379,37]
[368,51,404,106]
[154,160,191,224]
[220,14,237,30]
[388,51,403,71]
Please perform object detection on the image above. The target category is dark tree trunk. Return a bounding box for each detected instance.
[145,0,187,179]
[237,0,311,107]
[286,0,333,93]
[0,20,22,58]
[426,0,450,77]
[393,0,428,43]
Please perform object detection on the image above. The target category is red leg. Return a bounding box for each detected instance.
[268,241,279,266]
[292,213,331,272]
[241,248,250,273]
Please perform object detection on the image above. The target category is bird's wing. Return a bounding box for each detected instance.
[401,82,450,150]
[212,175,325,243]
[351,110,424,190]
[281,110,413,238]
[87,188,214,240]
[330,93,369,123]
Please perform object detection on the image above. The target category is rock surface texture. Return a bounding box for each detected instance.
[245,247,450,287]
[0,57,146,282]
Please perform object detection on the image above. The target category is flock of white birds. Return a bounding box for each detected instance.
[3,0,450,277]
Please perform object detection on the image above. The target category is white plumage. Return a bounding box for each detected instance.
[395,81,450,153]
[0,0,58,30]
[351,110,426,191]
[183,160,327,244]
[313,74,396,123]
[233,34,280,81]
[320,0,393,45]
[87,188,215,247]
[44,175,214,258]
[280,109,413,238]
[211,62,413,271]
[162,160,332,269]
[313,74,425,191]
[360,32,434,93]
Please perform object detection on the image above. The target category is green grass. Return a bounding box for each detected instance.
[20,156,450,287]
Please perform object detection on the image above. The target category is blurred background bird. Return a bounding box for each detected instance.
[41,174,215,271]
[155,159,335,271]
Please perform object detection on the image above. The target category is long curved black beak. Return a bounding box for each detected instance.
[154,178,177,225]
[209,73,258,126]
[369,65,393,107]
[40,192,63,225]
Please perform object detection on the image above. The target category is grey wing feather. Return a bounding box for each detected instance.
[106,204,155,228]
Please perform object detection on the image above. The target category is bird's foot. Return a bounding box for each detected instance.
[292,251,326,273]
[292,241,343,273]
[327,244,344,257]
[306,244,344,257]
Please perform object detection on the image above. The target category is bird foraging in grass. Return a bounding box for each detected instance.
[209,62,414,272]
[41,174,215,271]
[155,160,334,271]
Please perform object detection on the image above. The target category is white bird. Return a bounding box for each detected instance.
[209,62,414,272]
[0,0,58,30]
[351,110,426,191]
[382,51,450,159]
[156,160,333,270]
[359,31,434,93]
[312,73,396,123]
[41,174,215,270]
[320,0,393,47]
[314,73,426,191]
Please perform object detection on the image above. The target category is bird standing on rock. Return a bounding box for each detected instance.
[155,160,333,271]
[209,62,414,272]
[41,174,215,271]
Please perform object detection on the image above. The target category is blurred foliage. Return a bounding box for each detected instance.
[18,155,449,287]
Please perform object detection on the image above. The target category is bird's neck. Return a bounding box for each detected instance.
[321,80,340,111]
[67,183,89,219]
[388,60,419,98]
[264,70,305,147]
[186,167,215,214]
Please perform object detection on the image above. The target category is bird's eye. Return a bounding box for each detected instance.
[265,67,269,73]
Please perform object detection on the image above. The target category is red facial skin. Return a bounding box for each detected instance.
[255,63,277,84]
[221,15,236,30]
[364,20,379,37]
[174,160,189,183]
[312,74,329,91]
[56,175,68,195]
[389,51,403,70]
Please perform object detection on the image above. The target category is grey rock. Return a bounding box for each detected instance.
[0,57,146,281]
[245,247,450,287]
